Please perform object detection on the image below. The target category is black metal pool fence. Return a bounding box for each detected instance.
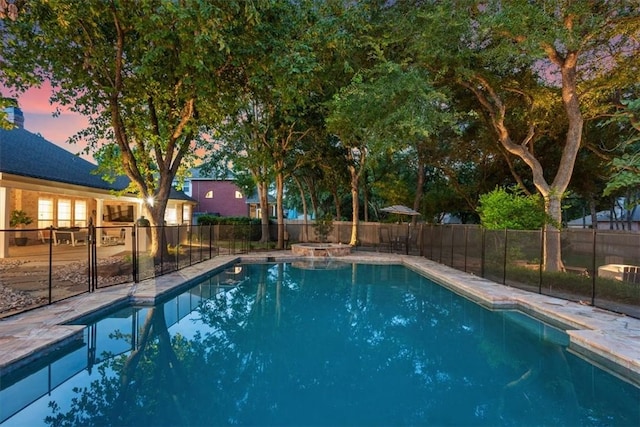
[1,222,639,319]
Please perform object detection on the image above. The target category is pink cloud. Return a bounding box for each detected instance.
[3,84,92,159]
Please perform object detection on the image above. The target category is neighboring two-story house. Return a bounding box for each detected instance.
[178,168,276,222]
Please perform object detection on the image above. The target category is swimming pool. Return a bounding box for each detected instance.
[1,262,639,426]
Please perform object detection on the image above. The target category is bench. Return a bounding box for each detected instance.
[38,229,54,243]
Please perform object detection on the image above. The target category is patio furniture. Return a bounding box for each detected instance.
[53,229,87,246]
[378,226,392,252]
[102,229,125,245]
[38,229,54,243]
[623,266,640,284]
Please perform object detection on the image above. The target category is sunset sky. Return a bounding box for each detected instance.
[2,82,91,159]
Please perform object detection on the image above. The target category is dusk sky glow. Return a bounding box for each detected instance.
[2,82,90,158]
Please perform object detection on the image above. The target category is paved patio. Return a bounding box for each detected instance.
[1,251,639,389]
[5,241,127,264]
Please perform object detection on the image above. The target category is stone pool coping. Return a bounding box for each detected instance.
[1,251,639,387]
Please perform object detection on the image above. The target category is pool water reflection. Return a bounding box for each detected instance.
[1,262,639,426]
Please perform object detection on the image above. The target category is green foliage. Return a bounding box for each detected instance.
[10,210,33,227]
[196,216,259,226]
[196,216,261,241]
[604,98,640,197]
[313,214,334,243]
[477,187,547,230]
[1,0,260,248]
[0,97,17,130]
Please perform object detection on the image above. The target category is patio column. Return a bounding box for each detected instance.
[0,186,9,258]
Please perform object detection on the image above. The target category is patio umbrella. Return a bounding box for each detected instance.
[380,205,420,216]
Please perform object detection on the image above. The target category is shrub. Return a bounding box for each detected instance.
[313,214,334,242]
[197,216,262,240]
[477,187,548,230]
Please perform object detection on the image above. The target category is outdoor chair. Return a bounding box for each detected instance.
[622,266,640,285]
[406,231,419,255]
[378,226,392,252]
[102,228,126,245]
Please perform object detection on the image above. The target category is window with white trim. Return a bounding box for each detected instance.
[74,200,87,227]
[57,199,72,227]
[38,198,54,228]
[165,207,177,225]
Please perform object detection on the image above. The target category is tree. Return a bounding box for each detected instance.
[477,187,547,230]
[403,0,640,270]
[604,98,640,196]
[1,1,257,258]
[201,0,321,249]
[327,62,454,243]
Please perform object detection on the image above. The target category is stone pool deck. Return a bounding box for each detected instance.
[1,251,639,386]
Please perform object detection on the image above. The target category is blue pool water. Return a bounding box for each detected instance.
[1,262,639,426]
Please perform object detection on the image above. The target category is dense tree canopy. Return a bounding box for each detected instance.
[1,0,259,257]
[2,0,639,258]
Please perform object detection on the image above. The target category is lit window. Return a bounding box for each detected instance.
[205,190,213,199]
[165,207,177,225]
[235,191,243,199]
[58,199,71,227]
[38,198,54,228]
[182,205,191,222]
[74,200,87,227]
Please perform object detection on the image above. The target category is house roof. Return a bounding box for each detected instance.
[245,193,276,204]
[188,167,234,180]
[0,127,128,190]
[1,127,195,202]
[169,187,196,202]
[567,206,640,226]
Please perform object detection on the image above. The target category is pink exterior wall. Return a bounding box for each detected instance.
[191,180,248,217]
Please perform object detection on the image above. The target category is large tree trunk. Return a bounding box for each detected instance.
[258,180,270,243]
[412,147,426,226]
[346,146,366,247]
[544,194,564,272]
[293,176,310,241]
[275,172,285,249]
[463,49,582,271]
[348,164,359,246]
[144,180,173,261]
[331,187,342,220]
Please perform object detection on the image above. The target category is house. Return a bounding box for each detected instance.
[0,107,195,257]
[178,168,276,222]
[567,203,640,231]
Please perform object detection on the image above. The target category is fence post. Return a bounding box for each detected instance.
[480,227,486,279]
[591,228,597,306]
[88,220,97,292]
[463,225,468,273]
[503,228,508,285]
[48,225,53,304]
[538,228,544,294]
[209,224,213,259]
[160,225,164,275]
[198,224,203,262]
[439,226,444,263]
[133,225,139,283]
[429,225,434,260]
[188,225,193,266]
[450,226,455,267]
[176,225,180,270]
